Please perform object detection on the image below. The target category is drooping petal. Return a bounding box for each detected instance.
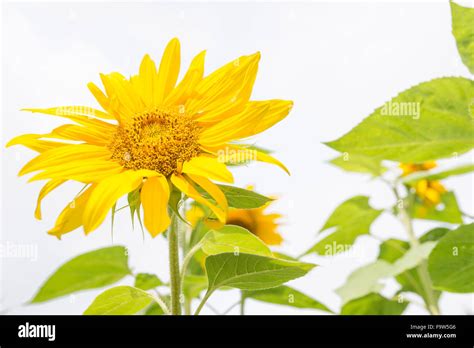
[155,38,181,103]
[243,100,293,136]
[182,155,234,183]
[170,174,226,222]
[83,170,158,233]
[165,50,206,106]
[141,176,170,237]
[187,174,228,213]
[35,179,66,220]
[48,185,95,239]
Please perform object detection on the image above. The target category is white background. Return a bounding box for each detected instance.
[1,0,473,315]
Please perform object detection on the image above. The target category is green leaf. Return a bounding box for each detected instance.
[183,275,208,299]
[134,273,163,290]
[410,191,463,224]
[32,246,130,303]
[428,223,474,293]
[378,228,449,300]
[204,253,315,294]
[326,77,474,162]
[337,242,436,304]
[200,225,273,257]
[83,286,154,315]
[200,185,272,209]
[451,1,474,74]
[341,293,408,315]
[127,189,141,229]
[244,286,332,313]
[402,163,474,184]
[329,154,386,176]
[305,196,382,256]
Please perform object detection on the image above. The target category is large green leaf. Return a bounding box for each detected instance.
[83,286,154,315]
[32,246,130,303]
[330,154,386,176]
[244,286,332,313]
[204,253,315,294]
[200,184,272,209]
[337,242,436,304]
[326,77,474,162]
[401,163,474,184]
[428,223,474,293]
[134,273,163,290]
[304,196,382,256]
[200,225,273,257]
[410,191,463,224]
[341,293,408,315]
[451,1,474,74]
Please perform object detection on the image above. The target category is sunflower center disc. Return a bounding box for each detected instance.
[109,108,201,176]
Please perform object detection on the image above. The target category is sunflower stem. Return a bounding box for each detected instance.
[168,211,182,315]
[388,181,440,315]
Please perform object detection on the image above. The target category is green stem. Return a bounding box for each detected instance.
[179,242,203,294]
[393,186,440,315]
[240,292,246,315]
[168,211,182,315]
[194,291,212,315]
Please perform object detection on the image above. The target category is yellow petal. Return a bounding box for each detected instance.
[28,160,124,183]
[187,174,228,213]
[186,52,260,119]
[6,134,68,153]
[51,124,111,145]
[170,174,226,222]
[141,176,170,237]
[48,185,95,239]
[19,144,112,176]
[87,82,120,119]
[182,156,234,183]
[21,107,117,133]
[100,72,144,120]
[137,54,158,106]
[83,170,158,233]
[155,38,181,103]
[35,179,66,220]
[244,100,293,135]
[165,50,206,106]
[199,103,269,146]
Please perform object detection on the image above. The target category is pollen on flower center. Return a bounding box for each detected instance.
[109,108,201,176]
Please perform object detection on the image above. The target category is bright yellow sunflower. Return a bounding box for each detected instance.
[7,38,292,239]
[399,161,446,206]
[186,187,284,245]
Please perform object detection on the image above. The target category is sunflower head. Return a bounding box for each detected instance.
[7,38,292,239]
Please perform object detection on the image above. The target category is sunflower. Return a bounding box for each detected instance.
[186,187,284,245]
[399,161,446,206]
[7,38,292,239]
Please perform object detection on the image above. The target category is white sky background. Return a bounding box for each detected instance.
[1,1,473,315]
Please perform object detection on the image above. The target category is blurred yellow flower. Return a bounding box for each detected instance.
[187,189,284,245]
[8,38,292,239]
[399,161,446,206]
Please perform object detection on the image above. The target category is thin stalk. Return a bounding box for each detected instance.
[240,293,246,315]
[389,182,440,315]
[179,242,203,294]
[194,291,212,315]
[168,211,182,315]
